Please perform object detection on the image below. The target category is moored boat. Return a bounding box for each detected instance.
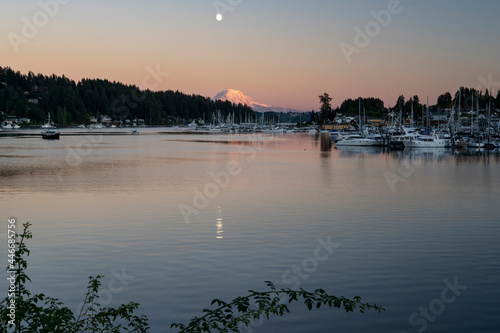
[466,138,484,148]
[41,129,60,140]
[335,135,379,147]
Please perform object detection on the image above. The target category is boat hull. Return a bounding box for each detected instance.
[42,133,60,140]
[335,139,379,147]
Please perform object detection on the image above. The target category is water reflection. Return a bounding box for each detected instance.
[335,146,384,156]
[2,132,500,333]
[2,134,500,197]
[216,207,223,239]
[334,145,500,165]
[319,133,331,154]
[454,148,500,165]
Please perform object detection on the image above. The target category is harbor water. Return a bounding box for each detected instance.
[0,131,499,332]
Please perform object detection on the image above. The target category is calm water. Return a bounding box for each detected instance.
[1,131,499,332]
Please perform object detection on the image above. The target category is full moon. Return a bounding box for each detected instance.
[216,13,222,21]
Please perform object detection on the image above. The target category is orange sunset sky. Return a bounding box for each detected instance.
[2,0,499,110]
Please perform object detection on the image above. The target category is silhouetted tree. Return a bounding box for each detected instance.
[437,92,452,109]
[318,92,333,123]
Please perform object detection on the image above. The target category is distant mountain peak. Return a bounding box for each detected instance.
[212,89,304,113]
[212,89,269,109]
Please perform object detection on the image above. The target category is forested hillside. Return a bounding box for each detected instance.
[0,66,254,126]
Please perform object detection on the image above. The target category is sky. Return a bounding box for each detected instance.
[1,0,499,111]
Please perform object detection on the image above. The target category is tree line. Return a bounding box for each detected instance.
[317,88,500,124]
[0,66,254,126]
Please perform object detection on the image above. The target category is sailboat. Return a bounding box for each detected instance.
[41,113,53,129]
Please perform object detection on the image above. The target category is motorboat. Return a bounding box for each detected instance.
[335,135,379,146]
[391,127,445,148]
[41,129,60,140]
[410,134,447,148]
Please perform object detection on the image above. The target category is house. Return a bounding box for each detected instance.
[100,115,112,123]
[365,117,386,126]
[322,123,352,131]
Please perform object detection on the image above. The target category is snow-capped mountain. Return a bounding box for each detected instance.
[212,89,304,113]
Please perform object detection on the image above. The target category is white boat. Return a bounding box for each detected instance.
[42,113,54,128]
[261,127,285,134]
[208,126,223,132]
[2,123,13,129]
[410,134,447,148]
[466,138,485,148]
[335,135,379,147]
[336,98,381,147]
[391,127,445,149]
[365,133,385,146]
[41,128,60,140]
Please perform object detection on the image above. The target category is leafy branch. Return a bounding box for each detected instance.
[1,222,384,333]
[171,281,385,333]
[0,222,149,332]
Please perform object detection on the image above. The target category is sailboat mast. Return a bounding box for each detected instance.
[471,93,474,135]
[358,97,361,132]
[489,87,492,137]
[476,97,479,133]
[426,97,429,131]
[458,88,461,131]
[411,103,414,127]
[363,107,366,132]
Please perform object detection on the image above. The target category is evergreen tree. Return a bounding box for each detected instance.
[437,92,452,109]
[318,92,332,123]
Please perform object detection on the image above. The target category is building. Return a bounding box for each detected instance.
[365,117,386,126]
